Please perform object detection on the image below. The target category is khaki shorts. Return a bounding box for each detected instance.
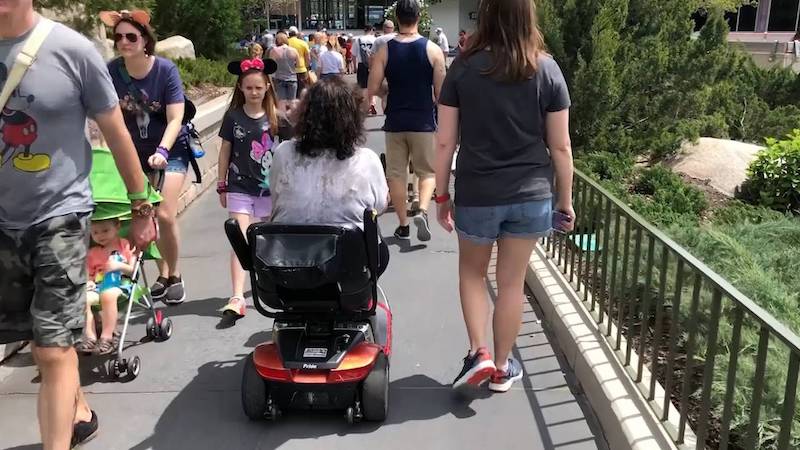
[384,132,435,181]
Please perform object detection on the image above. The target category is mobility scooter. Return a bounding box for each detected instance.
[225,210,392,424]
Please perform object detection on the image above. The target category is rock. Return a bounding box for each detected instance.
[93,37,115,61]
[156,36,196,60]
[667,137,764,197]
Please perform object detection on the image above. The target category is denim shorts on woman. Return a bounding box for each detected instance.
[140,141,190,175]
[455,199,553,244]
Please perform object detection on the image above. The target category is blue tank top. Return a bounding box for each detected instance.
[384,38,436,133]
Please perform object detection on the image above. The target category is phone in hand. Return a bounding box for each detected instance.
[553,210,573,234]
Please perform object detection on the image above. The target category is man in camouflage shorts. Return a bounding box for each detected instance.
[1,1,155,449]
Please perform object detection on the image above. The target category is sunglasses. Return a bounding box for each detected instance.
[113,33,140,43]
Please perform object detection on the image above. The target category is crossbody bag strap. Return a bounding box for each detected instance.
[0,18,55,112]
[116,60,145,103]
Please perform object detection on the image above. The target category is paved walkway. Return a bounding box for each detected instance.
[0,116,606,450]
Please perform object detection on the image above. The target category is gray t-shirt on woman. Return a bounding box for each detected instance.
[269,140,388,230]
[439,52,571,207]
[0,20,119,230]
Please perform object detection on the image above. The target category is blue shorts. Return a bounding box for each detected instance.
[455,199,553,244]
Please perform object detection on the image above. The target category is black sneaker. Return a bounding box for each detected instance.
[164,276,186,305]
[452,347,496,390]
[150,276,169,301]
[489,358,524,393]
[394,225,410,240]
[413,211,432,242]
[71,410,98,448]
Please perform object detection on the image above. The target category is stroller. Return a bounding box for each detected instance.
[226,209,392,423]
[86,147,175,380]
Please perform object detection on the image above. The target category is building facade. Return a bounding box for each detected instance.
[725,0,799,33]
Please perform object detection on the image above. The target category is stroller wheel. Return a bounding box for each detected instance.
[146,317,157,340]
[361,352,389,422]
[127,356,141,380]
[242,352,269,421]
[110,360,122,379]
[159,318,174,341]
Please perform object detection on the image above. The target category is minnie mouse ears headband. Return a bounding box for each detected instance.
[99,10,151,28]
[227,58,278,76]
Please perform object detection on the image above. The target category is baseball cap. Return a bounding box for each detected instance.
[289,26,299,34]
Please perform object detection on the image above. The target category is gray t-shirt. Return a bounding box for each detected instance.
[439,52,571,207]
[269,140,388,230]
[0,20,119,230]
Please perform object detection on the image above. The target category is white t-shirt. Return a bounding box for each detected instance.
[269,141,388,230]
[373,33,396,53]
[320,49,344,74]
[354,34,376,65]
[437,33,449,53]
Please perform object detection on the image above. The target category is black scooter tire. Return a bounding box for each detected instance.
[361,352,389,422]
[242,352,268,420]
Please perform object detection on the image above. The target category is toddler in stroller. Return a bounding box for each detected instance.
[77,218,137,355]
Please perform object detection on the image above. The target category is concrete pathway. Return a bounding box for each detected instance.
[0,115,606,450]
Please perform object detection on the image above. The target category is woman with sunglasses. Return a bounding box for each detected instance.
[101,10,190,305]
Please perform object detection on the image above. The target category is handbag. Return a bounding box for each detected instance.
[0,19,54,111]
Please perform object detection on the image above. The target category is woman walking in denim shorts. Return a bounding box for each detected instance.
[435,0,576,393]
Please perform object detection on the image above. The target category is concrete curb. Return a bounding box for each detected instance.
[526,244,696,450]
[0,90,231,367]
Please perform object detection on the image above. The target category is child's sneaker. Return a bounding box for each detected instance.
[452,347,496,390]
[489,358,524,393]
[220,296,247,318]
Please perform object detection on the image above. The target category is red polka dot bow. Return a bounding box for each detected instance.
[240,58,265,72]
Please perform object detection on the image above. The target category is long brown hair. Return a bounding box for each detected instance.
[462,0,546,82]
[228,70,279,136]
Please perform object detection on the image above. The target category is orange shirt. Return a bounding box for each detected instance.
[87,238,134,283]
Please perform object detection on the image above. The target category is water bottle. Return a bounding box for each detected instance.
[187,123,205,159]
[100,251,125,291]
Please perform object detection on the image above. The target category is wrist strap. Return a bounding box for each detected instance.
[127,184,151,201]
[155,146,169,159]
[435,193,451,204]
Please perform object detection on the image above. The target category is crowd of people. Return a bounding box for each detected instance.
[0,0,576,448]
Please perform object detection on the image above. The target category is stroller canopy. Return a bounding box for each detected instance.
[90,147,162,221]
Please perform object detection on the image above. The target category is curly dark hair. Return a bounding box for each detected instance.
[294,77,365,160]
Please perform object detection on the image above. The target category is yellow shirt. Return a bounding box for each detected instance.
[288,37,310,73]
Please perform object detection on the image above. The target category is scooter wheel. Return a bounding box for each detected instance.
[361,353,389,422]
[159,318,174,341]
[110,360,122,379]
[242,352,269,421]
[127,356,141,380]
[345,407,355,425]
[270,406,281,422]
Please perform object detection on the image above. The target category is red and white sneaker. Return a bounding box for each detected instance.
[489,358,524,393]
[452,347,496,390]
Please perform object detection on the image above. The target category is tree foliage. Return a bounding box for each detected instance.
[536,0,800,159]
[153,0,243,58]
[36,0,153,34]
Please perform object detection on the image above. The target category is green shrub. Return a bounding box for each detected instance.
[630,165,708,225]
[576,151,635,183]
[175,57,234,89]
[743,129,800,213]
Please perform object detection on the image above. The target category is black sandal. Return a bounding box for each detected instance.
[75,338,96,355]
[94,338,115,356]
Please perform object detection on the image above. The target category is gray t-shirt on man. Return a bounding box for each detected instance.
[439,52,571,207]
[0,19,119,230]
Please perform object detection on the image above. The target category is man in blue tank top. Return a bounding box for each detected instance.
[368,0,446,242]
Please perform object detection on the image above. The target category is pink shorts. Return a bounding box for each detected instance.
[227,192,272,218]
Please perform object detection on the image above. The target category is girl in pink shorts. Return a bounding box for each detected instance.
[216,56,284,319]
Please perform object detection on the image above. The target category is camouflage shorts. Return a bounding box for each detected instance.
[0,213,89,347]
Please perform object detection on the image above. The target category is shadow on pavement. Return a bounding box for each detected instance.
[127,331,487,450]
[382,236,427,254]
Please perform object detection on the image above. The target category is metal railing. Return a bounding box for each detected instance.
[541,170,800,450]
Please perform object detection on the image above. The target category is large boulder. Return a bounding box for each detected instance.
[667,137,764,197]
[156,36,196,60]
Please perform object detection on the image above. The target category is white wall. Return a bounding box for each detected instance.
[458,0,479,33]
[429,0,460,40]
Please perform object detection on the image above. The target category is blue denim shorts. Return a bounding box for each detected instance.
[140,144,190,175]
[455,199,553,244]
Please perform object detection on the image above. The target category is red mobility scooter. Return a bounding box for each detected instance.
[225,210,392,424]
